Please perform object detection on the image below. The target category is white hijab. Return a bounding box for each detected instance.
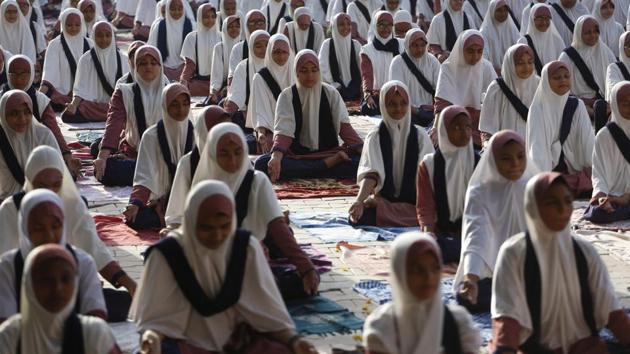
[422,105,476,222]
[6,55,50,115]
[592,0,624,57]
[361,11,405,91]
[426,0,473,49]
[606,32,630,100]
[592,81,630,197]
[357,81,434,197]
[180,4,221,75]
[264,0,287,33]
[520,3,564,68]
[329,13,355,85]
[131,180,294,350]
[454,131,537,290]
[73,21,129,102]
[17,190,67,259]
[526,61,595,172]
[479,44,540,136]
[286,7,323,53]
[551,0,589,45]
[148,0,194,68]
[226,30,269,110]
[492,172,620,352]
[480,0,520,68]
[363,233,446,353]
[219,16,240,82]
[435,29,497,109]
[0,0,35,62]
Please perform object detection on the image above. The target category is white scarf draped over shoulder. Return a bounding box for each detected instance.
[426,0,476,50]
[147,0,196,68]
[360,11,405,91]
[130,180,294,350]
[479,0,520,68]
[591,0,624,57]
[0,0,35,62]
[517,3,564,67]
[605,31,630,100]
[491,172,622,352]
[285,7,324,53]
[180,4,221,76]
[227,29,269,113]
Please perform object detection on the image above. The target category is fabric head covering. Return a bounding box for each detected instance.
[363,232,445,353]
[592,0,624,57]
[289,7,314,51]
[264,33,294,88]
[524,4,564,66]
[152,0,193,67]
[330,13,354,85]
[220,15,241,80]
[610,81,630,135]
[79,0,103,36]
[435,30,491,109]
[371,10,394,43]
[18,189,66,258]
[7,55,34,90]
[247,29,269,80]
[186,3,220,74]
[619,31,630,67]
[393,9,413,25]
[244,9,266,42]
[162,83,192,161]
[479,0,520,67]
[0,0,36,61]
[362,10,403,90]
[194,105,229,148]
[60,9,88,57]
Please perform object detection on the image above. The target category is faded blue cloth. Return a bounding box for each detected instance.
[286,296,364,335]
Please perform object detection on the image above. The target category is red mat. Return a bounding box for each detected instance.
[273,178,359,199]
[68,142,93,160]
[94,215,160,246]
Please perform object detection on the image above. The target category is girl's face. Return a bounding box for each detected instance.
[463,43,484,65]
[561,0,577,8]
[408,37,427,58]
[81,4,95,23]
[64,14,82,36]
[386,0,400,10]
[216,138,244,173]
[32,168,64,194]
[450,0,464,11]
[17,0,29,17]
[405,244,441,301]
[32,258,76,313]
[494,4,509,23]
[195,198,233,249]
[297,14,311,31]
[253,37,269,59]
[385,91,408,120]
[376,17,393,39]
[247,15,266,34]
[272,46,289,66]
[296,61,320,88]
[394,22,411,38]
[201,8,217,28]
[27,203,64,247]
[167,93,191,121]
[514,52,535,79]
[494,141,526,181]
[4,5,19,23]
[581,22,600,46]
[617,90,630,119]
[600,1,614,19]
[227,20,241,39]
[537,181,573,231]
[8,64,32,90]
[169,0,184,20]
[290,0,304,13]
[548,67,571,95]
[445,114,472,147]
[336,16,351,37]
[222,0,236,16]
[6,102,32,133]
[136,54,161,82]
[533,11,551,32]
[94,28,112,50]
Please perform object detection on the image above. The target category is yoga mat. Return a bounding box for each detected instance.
[274,178,359,199]
[286,295,364,336]
[94,214,160,246]
[76,173,132,204]
[269,244,334,275]
[291,212,417,243]
[572,200,630,232]
[60,119,106,130]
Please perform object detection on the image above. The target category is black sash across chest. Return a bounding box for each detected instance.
[605,122,630,164]
[90,48,123,96]
[524,35,544,75]
[290,85,338,154]
[444,11,470,51]
[292,23,315,52]
[193,35,211,80]
[0,125,25,186]
[329,39,360,90]
[156,119,194,184]
[553,96,579,173]
[157,17,193,61]
[616,61,630,80]
[378,121,419,204]
[551,3,575,33]
[401,52,435,96]
[17,312,85,354]
[60,34,90,86]
[258,67,283,100]
[145,230,251,317]
[267,2,287,34]
[495,77,529,121]
[132,83,149,138]
[563,47,604,100]
[354,1,371,24]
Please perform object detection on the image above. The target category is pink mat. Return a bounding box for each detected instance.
[94,215,160,246]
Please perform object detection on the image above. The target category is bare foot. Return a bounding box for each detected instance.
[323,151,351,168]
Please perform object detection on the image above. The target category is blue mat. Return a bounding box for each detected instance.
[286,295,364,335]
[291,212,417,243]
[353,278,630,350]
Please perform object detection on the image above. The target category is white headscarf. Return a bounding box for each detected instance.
[328,13,355,86]
[480,0,520,68]
[435,29,497,109]
[118,45,169,149]
[263,0,287,33]
[286,7,324,53]
[551,0,589,45]
[520,3,564,68]
[479,44,540,136]
[592,0,624,57]
[425,0,474,50]
[180,4,221,75]
[526,61,595,172]
[131,180,294,350]
[357,81,434,196]
[217,15,240,84]
[59,8,89,60]
[491,172,620,352]
[73,21,129,102]
[606,31,630,100]
[226,30,269,111]
[361,11,405,91]
[17,189,66,258]
[363,233,446,353]
[558,15,615,98]
[422,105,476,222]
[347,0,383,40]
[148,0,194,68]
[454,130,537,291]
[592,81,630,197]
[0,0,36,62]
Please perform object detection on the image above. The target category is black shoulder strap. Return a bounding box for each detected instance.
[242,40,249,60]
[606,122,630,164]
[616,61,630,81]
[444,11,457,51]
[525,35,544,75]
[90,48,115,96]
[507,5,520,30]
[378,121,419,204]
[520,231,547,352]
[183,16,193,38]
[354,1,372,24]
[190,147,200,178]
[329,39,342,84]
[433,149,454,231]
[495,77,529,121]
[572,238,598,337]
[317,86,339,151]
[26,87,40,121]
[467,0,483,21]
[11,191,26,210]
[258,68,282,100]
[132,83,148,138]
[0,126,25,185]
[235,169,255,227]
[306,23,315,50]
[442,305,463,354]
[291,84,304,149]
[401,52,435,96]
[553,96,578,173]
[319,0,328,12]
[270,3,286,34]
[29,21,37,49]
[157,120,194,183]
[145,232,251,317]
[551,3,575,33]
[157,19,169,60]
[245,59,251,105]
[62,313,85,354]
[563,47,603,99]
[13,252,24,311]
[60,34,79,83]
